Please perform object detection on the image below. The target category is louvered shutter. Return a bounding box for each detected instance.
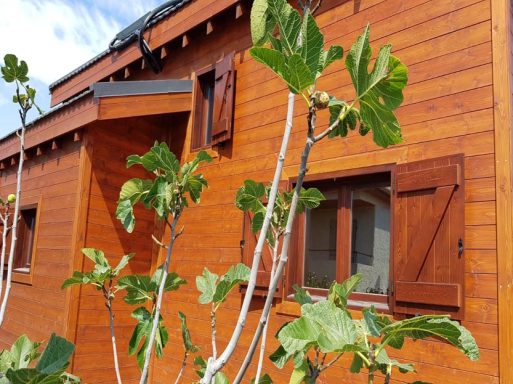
[211,52,235,146]
[393,154,465,319]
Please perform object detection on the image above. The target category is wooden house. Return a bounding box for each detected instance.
[0,0,511,382]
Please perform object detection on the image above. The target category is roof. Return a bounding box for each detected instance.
[0,89,92,143]
[48,0,192,91]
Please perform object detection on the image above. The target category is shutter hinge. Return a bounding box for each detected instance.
[458,238,464,257]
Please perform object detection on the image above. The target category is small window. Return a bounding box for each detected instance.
[13,207,37,273]
[192,68,215,149]
[294,172,392,308]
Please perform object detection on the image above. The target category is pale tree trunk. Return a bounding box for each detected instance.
[107,294,123,384]
[139,213,181,384]
[231,104,318,382]
[0,211,9,301]
[201,92,296,383]
[253,237,280,383]
[0,105,27,327]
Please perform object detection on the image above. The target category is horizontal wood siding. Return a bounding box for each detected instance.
[145,0,498,383]
[0,139,82,347]
[72,118,166,384]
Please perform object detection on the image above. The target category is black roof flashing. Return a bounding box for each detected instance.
[48,0,192,90]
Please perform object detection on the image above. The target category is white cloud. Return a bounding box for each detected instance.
[0,0,161,86]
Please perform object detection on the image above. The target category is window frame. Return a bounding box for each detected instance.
[11,197,41,285]
[285,164,396,312]
[191,64,216,151]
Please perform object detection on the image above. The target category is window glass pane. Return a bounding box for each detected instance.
[304,191,337,289]
[350,185,390,295]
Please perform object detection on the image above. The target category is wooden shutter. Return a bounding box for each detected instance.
[211,52,235,146]
[393,154,465,319]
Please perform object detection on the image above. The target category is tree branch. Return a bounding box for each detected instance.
[202,92,296,383]
[139,212,181,384]
[231,102,318,383]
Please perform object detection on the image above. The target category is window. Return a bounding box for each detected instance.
[0,204,39,284]
[297,172,392,309]
[243,156,466,319]
[192,52,235,149]
[192,67,215,149]
[13,207,37,273]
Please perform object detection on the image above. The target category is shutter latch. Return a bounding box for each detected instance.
[458,238,464,257]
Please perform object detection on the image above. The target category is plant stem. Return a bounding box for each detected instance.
[173,350,188,384]
[104,281,122,384]
[320,353,343,372]
[202,92,296,383]
[211,305,217,360]
[0,210,9,300]
[368,345,376,384]
[139,212,181,384]
[0,85,27,327]
[231,102,318,383]
[253,236,280,384]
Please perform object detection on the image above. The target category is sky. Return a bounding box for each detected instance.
[0,0,162,139]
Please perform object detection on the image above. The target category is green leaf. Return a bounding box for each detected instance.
[250,0,273,46]
[284,54,315,94]
[6,368,65,384]
[61,271,87,289]
[277,316,320,354]
[317,45,343,77]
[362,306,381,337]
[269,345,292,369]
[327,273,362,308]
[251,211,265,234]
[151,142,180,173]
[213,372,229,384]
[194,356,207,378]
[113,253,135,276]
[196,268,218,304]
[213,263,251,304]
[288,359,308,384]
[375,348,414,374]
[236,180,266,212]
[35,334,74,375]
[266,0,301,54]
[301,301,357,353]
[296,188,325,213]
[292,285,312,306]
[346,26,407,148]
[145,176,169,218]
[2,54,29,83]
[129,307,168,370]
[300,12,323,76]
[10,335,41,370]
[250,47,287,85]
[251,373,273,384]
[327,97,359,138]
[381,316,480,361]
[81,248,108,268]
[150,268,186,293]
[116,199,136,233]
[178,312,199,353]
[349,352,363,373]
[117,275,154,304]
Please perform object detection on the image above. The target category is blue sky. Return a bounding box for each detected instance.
[0,0,161,138]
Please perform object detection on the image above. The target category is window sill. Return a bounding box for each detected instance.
[12,269,33,285]
[187,146,219,162]
[277,297,390,317]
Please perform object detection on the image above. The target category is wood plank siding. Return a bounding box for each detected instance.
[0,0,506,383]
[0,139,82,347]
[143,0,499,383]
[71,117,171,383]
